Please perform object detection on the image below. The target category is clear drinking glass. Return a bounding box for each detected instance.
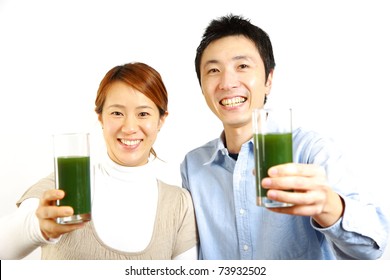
[53,132,92,224]
[253,108,294,208]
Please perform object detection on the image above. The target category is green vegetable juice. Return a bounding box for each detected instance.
[254,133,293,198]
[56,156,91,216]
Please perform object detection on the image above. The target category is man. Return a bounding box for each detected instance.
[180,14,388,259]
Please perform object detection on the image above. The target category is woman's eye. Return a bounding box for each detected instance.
[139,112,150,117]
[111,111,123,116]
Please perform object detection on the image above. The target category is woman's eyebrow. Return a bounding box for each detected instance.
[106,104,126,109]
[136,105,154,110]
[106,104,154,110]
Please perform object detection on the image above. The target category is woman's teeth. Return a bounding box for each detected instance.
[120,139,141,146]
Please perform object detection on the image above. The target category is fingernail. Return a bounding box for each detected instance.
[268,168,278,176]
[262,178,271,187]
[267,190,276,199]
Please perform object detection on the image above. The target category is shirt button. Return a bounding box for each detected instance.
[239,208,246,215]
[243,245,249,251]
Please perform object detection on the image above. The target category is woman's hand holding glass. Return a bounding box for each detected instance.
[35,189,85,240]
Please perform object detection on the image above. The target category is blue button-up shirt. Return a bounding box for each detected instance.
[180,127,389,259]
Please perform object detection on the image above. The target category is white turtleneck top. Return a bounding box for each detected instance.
[92,156,159,252]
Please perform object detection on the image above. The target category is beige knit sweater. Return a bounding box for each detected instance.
[17,175,198,260]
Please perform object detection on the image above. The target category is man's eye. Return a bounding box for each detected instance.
[238,64,249,69]
[207,68,219,74]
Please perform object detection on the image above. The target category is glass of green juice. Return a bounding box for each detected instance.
[53,133,92,224]
[252,108,293,208]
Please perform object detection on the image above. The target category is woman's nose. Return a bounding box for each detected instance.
[121,116,137,133]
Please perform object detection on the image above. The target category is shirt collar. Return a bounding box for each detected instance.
[203,131,227,165]
[203,131,254,165]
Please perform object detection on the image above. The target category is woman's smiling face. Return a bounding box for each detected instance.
[99,81,167,167]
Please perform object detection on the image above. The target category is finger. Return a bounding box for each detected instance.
[41,220,85,239]
[262,176,312,191]
[267,203,323,217]
[40,189,65,206]
[268,163,325,178]
[36,205,73,220]
[266,190,324,216]
[267,189,320,205]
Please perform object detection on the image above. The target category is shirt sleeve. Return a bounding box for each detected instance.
[0,198,57,259]
[311,194,389,259]
[294,128,389,259]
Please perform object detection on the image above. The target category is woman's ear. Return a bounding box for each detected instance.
[98,114,103,128]
[158,111,169,131]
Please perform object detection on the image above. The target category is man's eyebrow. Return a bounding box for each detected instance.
[233,55,252,61]
[203,59,219,68]
[203,55,253,67]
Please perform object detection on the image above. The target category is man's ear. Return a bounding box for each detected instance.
[265,69,274,89]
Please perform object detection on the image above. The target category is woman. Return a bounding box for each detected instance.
[0,62,198,259]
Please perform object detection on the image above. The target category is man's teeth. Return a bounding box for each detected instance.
[221,97,246,107]
[120,139,141,146]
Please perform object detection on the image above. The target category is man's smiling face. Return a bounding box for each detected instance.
[199,35,272,131]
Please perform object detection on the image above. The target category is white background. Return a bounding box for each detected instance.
[1,0,389,260]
